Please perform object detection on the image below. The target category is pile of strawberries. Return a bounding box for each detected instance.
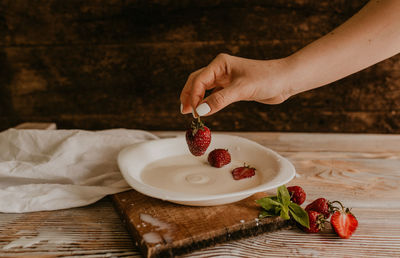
[288,186,358,239]
[185,118,255,180]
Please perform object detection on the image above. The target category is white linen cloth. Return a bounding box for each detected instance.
[0,128,158,213]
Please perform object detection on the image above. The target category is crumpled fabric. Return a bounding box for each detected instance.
[0,128,158,213]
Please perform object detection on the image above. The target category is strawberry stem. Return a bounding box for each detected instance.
[317,214,326,230]
[191,117,205,136]
[329,200,352,214]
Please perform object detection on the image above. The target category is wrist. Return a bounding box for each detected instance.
[283,53,317,98]
[272,56,303,101]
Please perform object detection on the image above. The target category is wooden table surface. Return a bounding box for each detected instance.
[1,128,400,257]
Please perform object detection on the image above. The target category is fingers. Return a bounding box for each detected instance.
[197,86,238,116]
[189,66,218,108]
[180,53,231,115]
[180,68,203,114]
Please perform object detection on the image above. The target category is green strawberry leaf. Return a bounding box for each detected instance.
[269,196,278,202]
[257,186,302,222]
[274,206,282,214]
[256,197,282,211]
[259,210,276,218]
[277,185,291,206]
[289,202,310,228]
[280,205,290,220]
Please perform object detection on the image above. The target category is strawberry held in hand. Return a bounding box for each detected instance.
[186,118,211,156]
[208,149,231,168]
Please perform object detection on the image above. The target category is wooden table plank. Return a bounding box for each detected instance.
[0,197,141,257]
[155,131,400,153]
[1,130,399,257]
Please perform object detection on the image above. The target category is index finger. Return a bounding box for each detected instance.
[180,68,204,114]
[187,54,230,109]
[180,53,230,114]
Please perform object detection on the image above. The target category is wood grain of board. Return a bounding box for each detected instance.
[0,128,400,257]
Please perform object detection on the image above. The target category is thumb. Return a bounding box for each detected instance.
[195,87,238,116]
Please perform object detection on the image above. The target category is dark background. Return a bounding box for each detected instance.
[1,0,400,133]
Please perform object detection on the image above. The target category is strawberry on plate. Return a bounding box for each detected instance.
[185,118,211,156]
[231,165,256,180]
[208,149,231,168]
[330,202,358,239]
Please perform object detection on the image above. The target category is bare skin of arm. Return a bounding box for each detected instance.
[180,0,400,116]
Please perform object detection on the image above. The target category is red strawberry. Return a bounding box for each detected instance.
[208,149,231,168]
[185,118,211,156]
[330,203,358,239]
[302,210,326,233]
[287,186,306,205]
[305,198,332,219]
[231,165,256,180]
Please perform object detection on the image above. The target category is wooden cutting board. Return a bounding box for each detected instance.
[112,190,293,258]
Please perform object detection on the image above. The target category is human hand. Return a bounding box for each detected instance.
[180,53,294,116]
[180,0,400,117]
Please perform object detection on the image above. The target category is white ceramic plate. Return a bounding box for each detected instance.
[117,134,295,206]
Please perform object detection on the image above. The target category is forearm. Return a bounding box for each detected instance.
[286,0,400,96]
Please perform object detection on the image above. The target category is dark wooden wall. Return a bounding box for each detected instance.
[1,0,400,133]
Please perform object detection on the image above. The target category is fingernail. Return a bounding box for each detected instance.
[180,103,183,114]
[196,103,211,116]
